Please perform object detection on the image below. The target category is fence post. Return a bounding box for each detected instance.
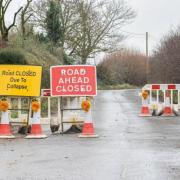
[58,97,61,123]
[48,97,51,120]
[178,90,180,109]
[18,98,21,119]
[170,90,173,109]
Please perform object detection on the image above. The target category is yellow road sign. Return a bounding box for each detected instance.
[0,65,42,97]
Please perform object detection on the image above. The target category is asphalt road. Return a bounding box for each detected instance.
[1,90,180,180]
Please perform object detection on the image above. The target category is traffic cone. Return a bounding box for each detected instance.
[162,91,175,116]
[78,110,98,138]
[25,111,47,139]
[139,98,151,117]
[0,111,15,139]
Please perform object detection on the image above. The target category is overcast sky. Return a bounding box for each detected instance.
[6,0,180,55]
[124,0,180,54]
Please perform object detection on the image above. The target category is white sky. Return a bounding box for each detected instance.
[124,0,180,54]
[5,0,180,55]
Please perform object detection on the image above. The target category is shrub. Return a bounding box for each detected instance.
[149,27,180,83]
[0,48,27,64]
[97,49,147,86]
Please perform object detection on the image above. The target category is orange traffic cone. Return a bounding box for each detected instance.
[0,111,15,139]
[25,111,47,139]
[78,99,98,138]
[78,110,98,138]
[162,91,175,116]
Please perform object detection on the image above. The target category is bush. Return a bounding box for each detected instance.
[0,48,27,64]
[149,27,180,83]
[97,49,147,86]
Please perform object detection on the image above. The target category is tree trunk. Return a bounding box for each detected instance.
[2,30,8,41]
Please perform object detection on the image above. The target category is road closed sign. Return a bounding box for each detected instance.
[50,65,97,96]
[0,65,42,97]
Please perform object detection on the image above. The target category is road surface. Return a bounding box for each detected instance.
[0,90,180,180]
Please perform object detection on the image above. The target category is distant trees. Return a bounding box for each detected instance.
[97,49,147,86]
[149,28,180,83]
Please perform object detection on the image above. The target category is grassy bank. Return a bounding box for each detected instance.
[97,83,137,90]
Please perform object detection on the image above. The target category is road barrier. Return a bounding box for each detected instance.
[0,65,97,139]
[140,84,180,116]
[3,96,89,135]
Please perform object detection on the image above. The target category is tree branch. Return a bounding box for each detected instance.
[7,6,23,31]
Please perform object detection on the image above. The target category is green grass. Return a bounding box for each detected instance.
[97,83,137,90]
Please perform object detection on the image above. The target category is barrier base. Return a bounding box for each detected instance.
[139,114,152,117]
[139,106,151,117]
[161,113,175,117]
[25,134,47,139]
[162,107,175,117]
[0,135,15,139]
[78,134,99,138]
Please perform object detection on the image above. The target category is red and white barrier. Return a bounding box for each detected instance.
[140,84,180,116]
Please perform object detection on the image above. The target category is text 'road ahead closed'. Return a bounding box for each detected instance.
[50,65,97,96]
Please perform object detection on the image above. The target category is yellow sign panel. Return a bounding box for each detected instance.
[0,65,42,97]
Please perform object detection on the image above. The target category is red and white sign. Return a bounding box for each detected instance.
[50,65,97,96]
[41,89,51,97]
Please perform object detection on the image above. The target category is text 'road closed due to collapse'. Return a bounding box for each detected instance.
[0,65,42,97]
[50,65,97,96]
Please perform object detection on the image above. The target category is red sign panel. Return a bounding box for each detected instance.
[168,84,176,90]
[152,84,160,90]
[41,89,51,97]
[50,65,97,96]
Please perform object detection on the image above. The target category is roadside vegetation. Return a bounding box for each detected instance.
[0,0,135,89]
[0,0,180,90]
[149,28,180,84]
[97,49,146,89]
[98,27,180,89]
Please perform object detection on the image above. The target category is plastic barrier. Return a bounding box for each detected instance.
[140,84,180,116]
[0,95,95,137]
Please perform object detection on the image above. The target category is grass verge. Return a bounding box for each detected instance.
[97,83,137,90]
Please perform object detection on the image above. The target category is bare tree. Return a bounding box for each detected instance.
[66,0,136,64]
[0,0,22,42]
[29,0,49,31]
[31,0,135,64]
